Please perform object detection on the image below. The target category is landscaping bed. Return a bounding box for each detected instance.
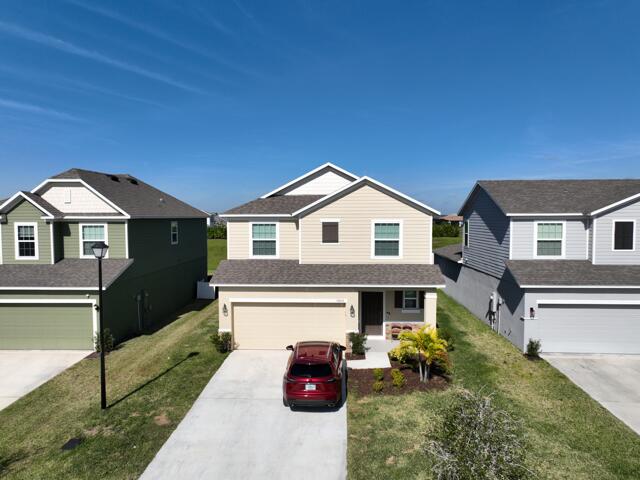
[348,363,448,396]
[345,352,365,361]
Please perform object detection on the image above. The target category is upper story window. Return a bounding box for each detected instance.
[15,223,38,260]
[80,224,106,258]
[463,220,470,247]
[613,220,635,251]
[251,223,277,257]
[372,221,401,257]
[535,222,564,257]
[171,221,179,245]
[322,220,339,244]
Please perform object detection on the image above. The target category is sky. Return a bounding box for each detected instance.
[1,0,640,214]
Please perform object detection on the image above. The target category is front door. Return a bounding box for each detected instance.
[361,292,383,336]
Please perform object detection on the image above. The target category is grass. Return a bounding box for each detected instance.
[0,300,226,480]
[208,238,227,273]
[432,236,461,249]
[348,292,640,480]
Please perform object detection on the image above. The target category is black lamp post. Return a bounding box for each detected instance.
[92,241,109,410]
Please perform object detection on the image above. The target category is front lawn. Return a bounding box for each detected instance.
[208,238,227,274]
[348,292,640,479]
[432,236,461,249]
[0,300,226,480]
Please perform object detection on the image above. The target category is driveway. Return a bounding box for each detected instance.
[0,350,90,411]
[543,353,640,435]
[140,351,347,480]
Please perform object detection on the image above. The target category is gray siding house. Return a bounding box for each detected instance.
[435,180,640,354]
[0,169,208,349]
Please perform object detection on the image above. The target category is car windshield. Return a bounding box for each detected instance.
[290,362,333,378]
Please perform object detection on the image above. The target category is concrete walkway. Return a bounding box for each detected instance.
[543,353,640,435]
[140,351,347,480]
[0,350,90,411]
[347,338,398,369]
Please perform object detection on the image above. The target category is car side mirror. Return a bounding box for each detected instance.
[340,345,346,352]
[286,345,294,351]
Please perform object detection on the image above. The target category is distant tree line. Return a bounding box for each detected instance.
[433,223,460,238]
[207,224,227,239]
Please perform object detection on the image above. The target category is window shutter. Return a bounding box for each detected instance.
[419,290,425,309]
[394,291,403,308]
[322,222,339,243]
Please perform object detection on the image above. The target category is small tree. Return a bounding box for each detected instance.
[93,328,115,353]
[398,325,448,382]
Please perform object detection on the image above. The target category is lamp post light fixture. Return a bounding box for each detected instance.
[92,241,109,410]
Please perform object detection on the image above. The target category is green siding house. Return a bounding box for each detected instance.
[0,169,208,349]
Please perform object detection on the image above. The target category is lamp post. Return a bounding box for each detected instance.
[92,241,109,410]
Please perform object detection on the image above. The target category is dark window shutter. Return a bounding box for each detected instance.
[419,290,425,309]
[614,222,634,250]
[322,222,339,243]
[394,291,403,308]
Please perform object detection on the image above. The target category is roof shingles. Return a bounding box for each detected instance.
[223,195,324,215]
[506,260,640,287]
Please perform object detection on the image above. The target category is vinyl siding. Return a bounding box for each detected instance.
[60,222,127,259]
[39,183,118,213]
[1,200,52,264]
[283,170,353,195]
[593,199,640,264]
[461,188,509,278]
[511,218,588,260]
[300,185,433,264]
[226,219,298,260]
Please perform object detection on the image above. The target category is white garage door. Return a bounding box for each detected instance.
[538,303,640,354]
[232,302,346,350]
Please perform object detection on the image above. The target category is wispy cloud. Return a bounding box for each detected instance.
[0,97,82,121]
[0,20,205,94]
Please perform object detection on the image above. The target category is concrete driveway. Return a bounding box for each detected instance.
[543,354,640,435]
[0,350,90,411]
[140,351,347,480]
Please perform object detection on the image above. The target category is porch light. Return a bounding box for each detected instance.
[350,305,355,317]
[91,241,109,260]
[223,304,228,316]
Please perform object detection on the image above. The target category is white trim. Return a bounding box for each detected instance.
[463,219,470,248]
[592,217,598,264]
[228,297,346,304]
[508,219,512,259]
[249,221,279,258]
[506,212,584,217]
[402,289,419,310]
[590,192,640,216]
[585,218,590,259]
[0,222,2,265]
[79,223,108,259]
[611,219,636,252]
[50,222,54,264]
[533,220,565,259]
[537,299,640,306]
[0,192,55,218]
[14,222,39,260]
[0,286,103,290]
[124,221,129,259]
[292,176,441,217]
[60,216,128,220]
[171,220,179,245]
[218,328,232,333]
[371,219,403,259]
[321,219,340,245]
[214,283,446,288]
[220,214,292,218]
[521,285,640,289]
[298,218,302,262]
[259,163,359,199]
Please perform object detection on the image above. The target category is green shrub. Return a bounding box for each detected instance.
[93,328,115,353]
[348,332,368,356]
[526,339,541,357]
[391,368,406,388]
[438,327,455,351]
[373,368,385,381]
[388,344,417,365]
[433,223,460,238]
[426,389,531,480]
[210,332,233,353]
[372,380,384,393]
[207,224,227,239]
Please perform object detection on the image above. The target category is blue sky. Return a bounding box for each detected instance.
[1,0,639,214]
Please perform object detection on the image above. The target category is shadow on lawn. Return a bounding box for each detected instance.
[141,299,214,336]
[108,351,201,409]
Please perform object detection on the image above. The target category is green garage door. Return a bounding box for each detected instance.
[0,304,93,349]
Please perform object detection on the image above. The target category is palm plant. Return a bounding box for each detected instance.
[397,325,448,382]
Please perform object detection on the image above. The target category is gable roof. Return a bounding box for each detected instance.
[460,179,640,216]
[223,195,324,216]
[0,191,62,218]
[260,162,358,198]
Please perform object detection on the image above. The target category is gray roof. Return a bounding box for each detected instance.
[224,195,324,215]
[0,192,63,217]
[211,259,445,286]
[472,180,640,215]
[51,168,207,219]
[506,260,640,287]
[0,258,133,289]
[433,244,462,263]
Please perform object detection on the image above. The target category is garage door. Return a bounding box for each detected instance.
[0,304,93,350]
[538,304,640,354]
[232,302,346,350]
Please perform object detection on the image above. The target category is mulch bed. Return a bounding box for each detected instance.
[346,352,366,360]
[348,360,449,396]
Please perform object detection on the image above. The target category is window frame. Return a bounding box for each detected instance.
[321,218,340,245]
[14,222,39,260]
[463,220,470,247]
[533,220,565,259]
[402,290,419,311]
[611,219,636,252]
[170,220,179,245]
[371,219,403,259]
[79,223,108,259]
[250,221,279,258]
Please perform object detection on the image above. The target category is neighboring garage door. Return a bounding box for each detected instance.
[0,304,93,350]
[538,303,640,354]
[232,302,346,349]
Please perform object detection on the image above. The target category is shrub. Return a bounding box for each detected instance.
[210,332,233,353]
[207,224,227,239]
[438,327,455,351]
[398,325,449,382]
[373,368,385,381]
[388,344,417,365]
[433,223,460,238]
[348,332,368,356]
[526,339,541,357]
[372,380,384,393]
[425,389,531,480]
[93,328,115,353]
[391,368,406,388]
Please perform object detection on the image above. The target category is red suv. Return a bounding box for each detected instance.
[283,341,346,408]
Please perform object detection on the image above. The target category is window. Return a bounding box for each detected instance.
[290,362,333,378]
[535,222,563,257]
[322,221,339,244]
[373,221,401,257]
[171,221,179,245]
[251,223,277,256]
[15,223,38,259]
[403,290,418,309]
[80,224,106,258]
[463,220,470,247]
[613,220,635,251]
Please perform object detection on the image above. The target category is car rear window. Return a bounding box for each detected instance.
[290,363,333,378]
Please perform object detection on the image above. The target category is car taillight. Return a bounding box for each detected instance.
[325,378,336,383]
[285,377,297,383]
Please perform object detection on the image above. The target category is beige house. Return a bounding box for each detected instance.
[211,163,444,349]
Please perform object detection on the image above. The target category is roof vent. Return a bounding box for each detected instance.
[128,178,139,185]
[108,175,120,182]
